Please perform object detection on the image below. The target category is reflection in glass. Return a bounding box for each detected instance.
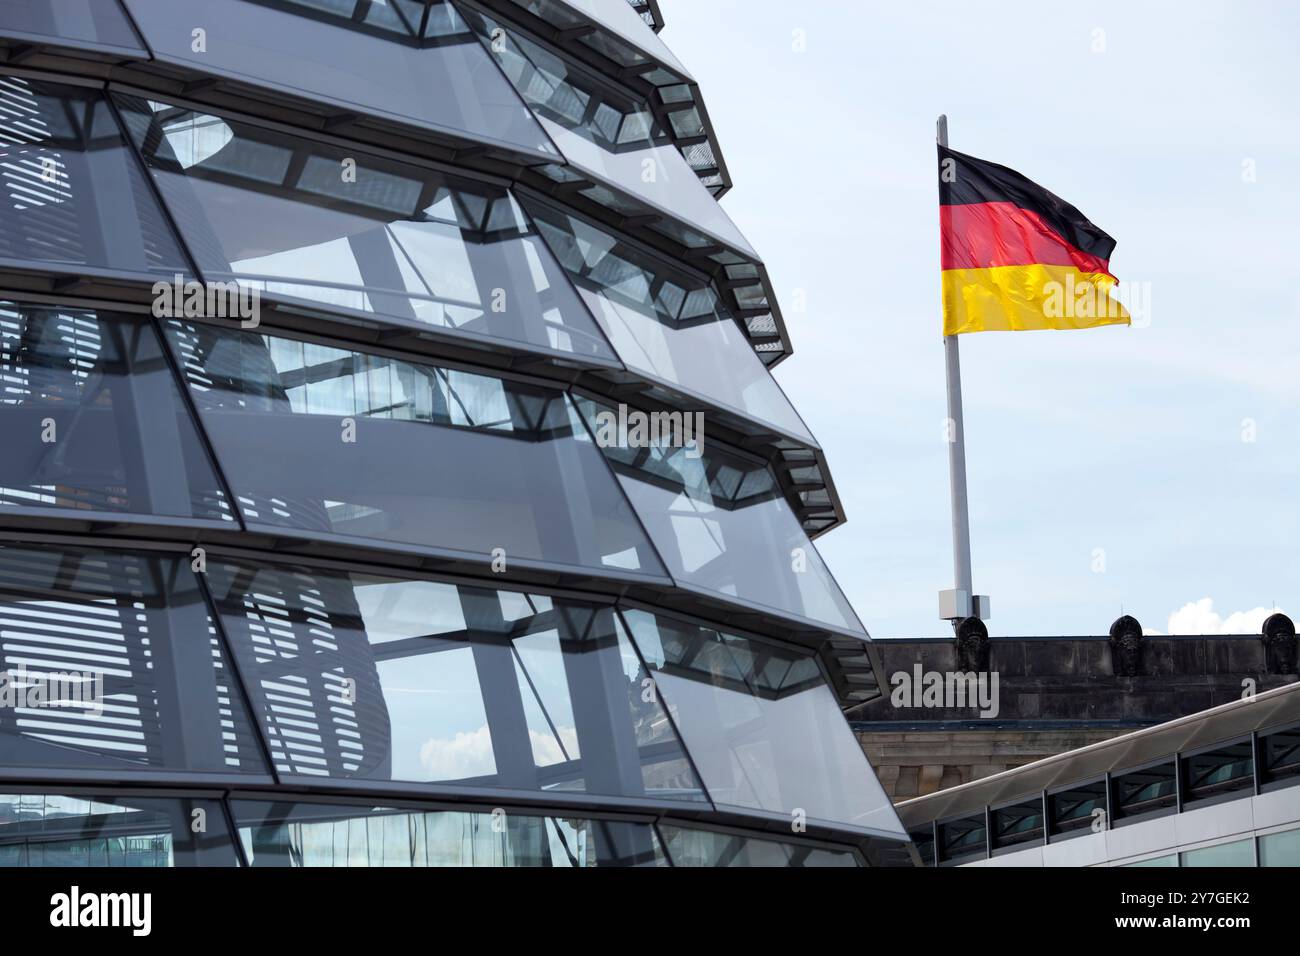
[117,95,610,361]
[1184,741,1254,802]
[1259,827,1300,867]
[0,303,232,520]
[0,793,238,866]
[165,323,662,576]
[460,7,665,154]
[0,75,187,276]
[0,545,267,775]
[623,609,902,835]
[207,560,704,802]
[0,0,144,53]
[1180,839,1255,867]
[234,800,667,867]
[530,204,814,442]
[657,824,858,867]
[578,398,861,633]
[119,0,555,157]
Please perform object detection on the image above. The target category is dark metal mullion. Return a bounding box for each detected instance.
[509,642,573,764]
[613,606,714,810]
[193,569,282,785]
[219,792,251,868]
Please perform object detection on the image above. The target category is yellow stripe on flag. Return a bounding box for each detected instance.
[941,264,1131,335]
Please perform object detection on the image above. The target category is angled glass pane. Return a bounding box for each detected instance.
[657,824,859,867]
[207,559,703,803]
[530,203,814,442]
[0,793,239,866]
[0,75,189,278]
[460,6,666,153]
[166,323,663,577]
[511,0,692,80]
[116,96,613,362]
[625,609,902,836]
[233,800,666,867]
[0,545,268,776]
[0,302,233,521]
[577,397,860,633]
[462,12,749,256]
[0,0,144,54]
[119,0,556,159]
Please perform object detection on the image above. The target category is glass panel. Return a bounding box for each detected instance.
[116,96,612,362]
[0,793,238,866]
[1048,780,1106,837]
[0,0,144,53]
[0,545,267,775]
[991,798,1044,850]
[118,0,556,158]
[657,824,858,867]
[207,560,703,802]
[938,814,986,862]
[623,609,900,835]
[512,0,691,80]
[1123,854,1179,867]
[165,323,663,577]
[548,122,754,256]
[578,398,861,633]
[1261,725,1300,784]
[0,75,188,277]
[233,800,667,866]
[909,829,935,866]
[529,203,815,442]
[1180,838,1255,867]
[1184,740,1254,802]
[1114,762,1177,819]
[0,302,232,520]
[1258,827,1300,867]
[460,7,667,153]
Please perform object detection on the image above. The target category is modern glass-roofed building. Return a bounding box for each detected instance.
[0,0,905,866]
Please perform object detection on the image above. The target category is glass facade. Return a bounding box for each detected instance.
[0,303,231,521]
[579,397,864,635]
[234,800,667,867]
[0,0,144,55]
[0,545,266,776]
[529,201,815,442]
[624,609,896,833]
[0,793,238,866]
[0,76,188,279]
[206,559,702,801]
[117,96,612,362]
[165,322,664,578]
[119,0,557,159]
[0,0,900,866]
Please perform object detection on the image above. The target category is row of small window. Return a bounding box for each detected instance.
[2,1,732,238]
[0,542,900,838]
[0,300,859,637]
[0,792,859,867]
[0,69,801,441]
[911,724,1300,864]
[1122,829,1300,868]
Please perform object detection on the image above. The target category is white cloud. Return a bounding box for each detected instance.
[1165,598,1281,635]
[419,724,495,779]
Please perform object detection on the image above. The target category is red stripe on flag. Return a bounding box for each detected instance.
[941,201,1115,276]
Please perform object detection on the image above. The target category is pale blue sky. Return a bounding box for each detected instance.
[661,0,1300,638]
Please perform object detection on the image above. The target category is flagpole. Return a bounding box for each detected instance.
[937,114,978,623]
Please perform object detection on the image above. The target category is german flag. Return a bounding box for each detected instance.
[938,145,1129,335]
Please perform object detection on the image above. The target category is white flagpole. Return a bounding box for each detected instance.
[937,115,980,623]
